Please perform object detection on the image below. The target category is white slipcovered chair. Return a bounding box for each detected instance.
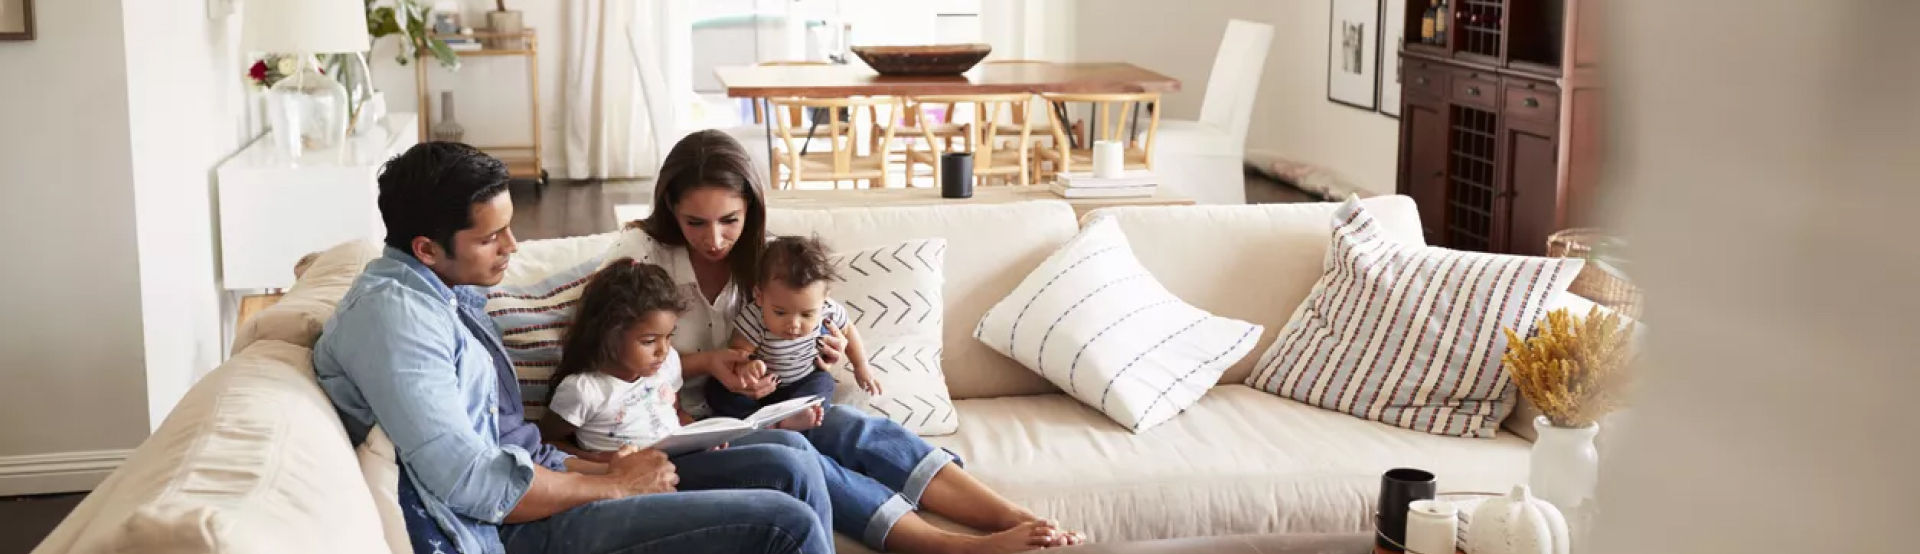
[1151,19,1275,205]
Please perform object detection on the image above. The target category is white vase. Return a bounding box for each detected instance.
[1529,415,1599,519]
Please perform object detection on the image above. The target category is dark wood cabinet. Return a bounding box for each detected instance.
[1395,0,1602,255]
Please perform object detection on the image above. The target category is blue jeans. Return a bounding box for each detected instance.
[783,404,962,549]
[497,431,832,554]
[707,370,838,420]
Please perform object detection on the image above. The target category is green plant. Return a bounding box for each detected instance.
[366,0,458,68]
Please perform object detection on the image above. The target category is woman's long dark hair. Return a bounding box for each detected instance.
[550,258,687,392]
[630,129,769,290]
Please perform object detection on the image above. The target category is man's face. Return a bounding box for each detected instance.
[417,192,517,287]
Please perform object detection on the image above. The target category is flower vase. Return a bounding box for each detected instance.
[1529,415,1599,519]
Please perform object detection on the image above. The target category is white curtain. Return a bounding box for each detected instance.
[562,0,653,179]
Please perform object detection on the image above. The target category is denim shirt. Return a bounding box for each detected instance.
[315,247,570,554]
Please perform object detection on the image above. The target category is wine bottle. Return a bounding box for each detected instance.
[1434,0,1449,40]
[1421,5,1436,44]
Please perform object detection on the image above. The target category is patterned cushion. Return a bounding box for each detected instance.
[1244,198,1584,438]
[825,238,959,435]
[973,217,1264,432]
[485,231,624,419]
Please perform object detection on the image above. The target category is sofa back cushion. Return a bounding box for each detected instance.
[1081,196,1425,386]
[34,340,390,553]
[769,201,1080,399]
[231,240,383,354]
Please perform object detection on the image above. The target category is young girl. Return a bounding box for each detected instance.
[707,236,882,420]
[539,257,818,461]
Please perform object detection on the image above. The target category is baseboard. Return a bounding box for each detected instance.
[0,449,131,496]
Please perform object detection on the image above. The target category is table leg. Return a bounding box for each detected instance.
[762,97,777,185]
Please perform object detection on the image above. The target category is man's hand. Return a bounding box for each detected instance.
[606,448,678,497]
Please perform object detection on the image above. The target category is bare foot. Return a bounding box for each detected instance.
[774,405,825,431]
[946,520,1061,554]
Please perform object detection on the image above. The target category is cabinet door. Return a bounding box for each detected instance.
[1500,117,1560,256]
[1399,94,1450,244]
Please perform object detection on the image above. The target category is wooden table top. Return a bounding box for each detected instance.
[715,62,1181,98]
[765,185,1194,219]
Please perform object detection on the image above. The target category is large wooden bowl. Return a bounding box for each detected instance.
[852,44,993,76]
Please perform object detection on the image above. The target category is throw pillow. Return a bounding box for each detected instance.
[486,231,624,419]
[973,217,1264,432]
[1244,198,1584,438]
[823,238,958,435]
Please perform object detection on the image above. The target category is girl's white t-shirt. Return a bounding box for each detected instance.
[546,349,684,453]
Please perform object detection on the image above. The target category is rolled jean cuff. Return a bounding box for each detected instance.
[863,494,914,550]
[900,447,954,507]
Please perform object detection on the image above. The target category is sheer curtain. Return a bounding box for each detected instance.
[562,0,687,179]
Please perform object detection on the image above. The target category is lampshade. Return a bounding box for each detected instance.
[242,0,370,54]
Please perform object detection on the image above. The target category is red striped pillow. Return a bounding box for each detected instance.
[1244,199,1583,438]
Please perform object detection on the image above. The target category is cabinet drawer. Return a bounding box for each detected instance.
[1502,78,1560,124]
[1450,70,1500,110]
[1403,59,1449,99]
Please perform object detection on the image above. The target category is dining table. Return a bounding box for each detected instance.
[713,61,1182,172]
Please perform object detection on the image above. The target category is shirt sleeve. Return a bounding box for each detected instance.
[825,297,851,329]
[733,302,761,345]
[546,374,595,428]
[325,290,537,524]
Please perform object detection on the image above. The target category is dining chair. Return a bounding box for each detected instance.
[1150,19,1274,204]
[750,61,832,126]
[904,93,1037,187]
[1032,92,1162,183]
[768,96,904,189]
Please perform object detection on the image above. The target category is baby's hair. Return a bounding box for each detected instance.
[758,235,841,290]
[550,258,686,392]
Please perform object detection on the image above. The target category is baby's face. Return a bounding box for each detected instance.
[756,280,828,340]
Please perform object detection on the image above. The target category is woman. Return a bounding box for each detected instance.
[607,129,1085,553]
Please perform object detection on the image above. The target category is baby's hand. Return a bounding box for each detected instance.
[854,367,884,397]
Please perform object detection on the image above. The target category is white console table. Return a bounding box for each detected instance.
[216,113,419,291]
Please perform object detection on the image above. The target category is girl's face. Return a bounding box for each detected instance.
[608,310,678,382]
[673,187,747,264]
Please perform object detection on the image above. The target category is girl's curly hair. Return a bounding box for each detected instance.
[550,258,686,391]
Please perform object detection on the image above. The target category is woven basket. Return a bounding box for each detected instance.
[1547,228,1643,319]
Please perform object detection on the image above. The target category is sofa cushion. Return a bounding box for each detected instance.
[231,240,383,354]
[824,238,958,435]
[972,216,1263,432]
[1081,196,1425,387]
[487,231,624,417]
[1245,199,1583,438]
[769,201,1081,400]
[33,340,390,554]
[925,385,1531,544]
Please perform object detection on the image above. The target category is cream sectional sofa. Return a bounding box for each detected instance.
[37,196,1578,553]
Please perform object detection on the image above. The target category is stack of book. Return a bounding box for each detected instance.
[1050,170,1158,199]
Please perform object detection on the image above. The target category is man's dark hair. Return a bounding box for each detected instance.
[377,142,511,257]
[757,235,841,290]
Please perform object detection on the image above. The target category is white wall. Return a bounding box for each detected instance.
[0,0,152,491]
[122,0,250,429]
[1073,0,1398,194]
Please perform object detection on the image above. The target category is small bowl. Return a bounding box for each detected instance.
[851,43,993,76]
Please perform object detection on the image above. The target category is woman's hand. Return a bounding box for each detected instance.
[716,353,778,399]
[816,325,848,370]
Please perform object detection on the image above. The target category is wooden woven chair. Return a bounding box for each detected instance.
[903,93,1037,187]
[768,96,903,189]
[1032,92,1161,183]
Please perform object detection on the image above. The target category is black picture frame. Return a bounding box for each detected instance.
[1378,0,1405,118]
[1326,0,1381,111]
[0,0,33,41]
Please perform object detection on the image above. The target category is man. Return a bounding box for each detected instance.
[314,142,832,554]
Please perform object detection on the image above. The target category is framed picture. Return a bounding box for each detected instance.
[0,0,34,41]
[1377,0,1406,117]
[1326,0,1380,110]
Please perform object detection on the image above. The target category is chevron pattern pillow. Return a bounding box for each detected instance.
[974,217,1264,432]
[825,238,957,435]
[1244,198,1584,438]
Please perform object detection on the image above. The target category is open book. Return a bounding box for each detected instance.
[645,395,825,456]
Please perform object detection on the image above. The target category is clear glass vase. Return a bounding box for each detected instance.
[264,54,349,159]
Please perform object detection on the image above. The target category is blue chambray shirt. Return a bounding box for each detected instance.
[315,247,570,554]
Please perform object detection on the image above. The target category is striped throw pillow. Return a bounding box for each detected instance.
[1244,198,1583,438]
[485,231,626,419]
[974,216,1263,432]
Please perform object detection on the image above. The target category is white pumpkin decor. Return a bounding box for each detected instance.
[1464,485,1572,554]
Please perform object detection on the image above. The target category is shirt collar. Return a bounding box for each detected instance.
[382,246,490,312]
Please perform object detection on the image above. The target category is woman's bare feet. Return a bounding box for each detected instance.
[945,520,1075,554]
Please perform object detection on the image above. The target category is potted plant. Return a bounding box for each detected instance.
[486,0,526,50]
[366,0,459,68]
[1501,306,1636,518]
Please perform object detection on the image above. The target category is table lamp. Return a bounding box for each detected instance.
[243,0,370,159]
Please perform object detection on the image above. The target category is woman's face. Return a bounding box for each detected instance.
[674,187,748,263]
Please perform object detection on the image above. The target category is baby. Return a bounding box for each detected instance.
[707,235,881,419]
